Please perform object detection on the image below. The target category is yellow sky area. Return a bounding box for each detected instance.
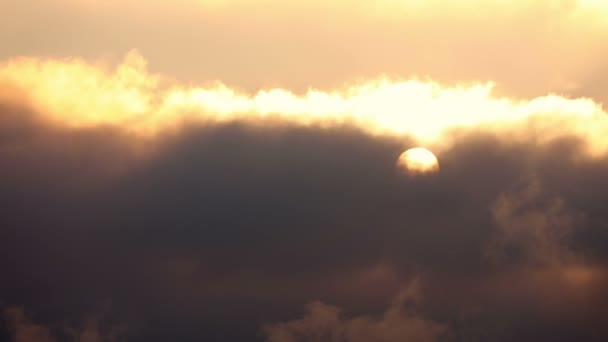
[1,51,607,157]
[49,0,608,30]
[59,0,608,22]
[109,0,608,14]
[2,0,608,100]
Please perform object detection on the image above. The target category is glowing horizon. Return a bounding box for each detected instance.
[1,50,606,157]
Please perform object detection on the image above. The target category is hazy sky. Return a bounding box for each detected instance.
[1,1,608,342]
[2,0,608,99]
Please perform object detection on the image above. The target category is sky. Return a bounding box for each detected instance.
[1,1,608,341]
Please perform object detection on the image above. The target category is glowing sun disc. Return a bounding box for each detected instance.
[396,147,439,175]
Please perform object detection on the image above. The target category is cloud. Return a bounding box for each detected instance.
[63,317,127,342]
[263,279,447,342]
[3,307,55,342]
[2,306,127,342]
[1,55,608,340]
[486,173,583,266]
[1,51,607,158]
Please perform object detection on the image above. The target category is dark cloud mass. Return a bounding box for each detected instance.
[1,99,608,342]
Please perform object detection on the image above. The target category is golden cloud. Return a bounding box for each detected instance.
[1,50,607,157]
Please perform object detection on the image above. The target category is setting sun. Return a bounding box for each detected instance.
[396,147,440,175]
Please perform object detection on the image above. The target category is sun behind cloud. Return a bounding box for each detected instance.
[396,147,440,175]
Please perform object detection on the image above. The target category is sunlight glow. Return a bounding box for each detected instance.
[1,51,607,157]
[396,148,440,175]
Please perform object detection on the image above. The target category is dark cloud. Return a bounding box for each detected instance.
[1,99,608,342]
[3,305,127,342]
[263,279,447,342]
[3,307,55,342]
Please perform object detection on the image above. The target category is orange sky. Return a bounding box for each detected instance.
[2,0,607,98]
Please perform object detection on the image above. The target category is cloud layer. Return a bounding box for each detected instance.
[1,51,607,157]
[264,279,448,342]
[1,85,608,340]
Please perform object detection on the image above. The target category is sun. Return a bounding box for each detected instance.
[396,147,439,175]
